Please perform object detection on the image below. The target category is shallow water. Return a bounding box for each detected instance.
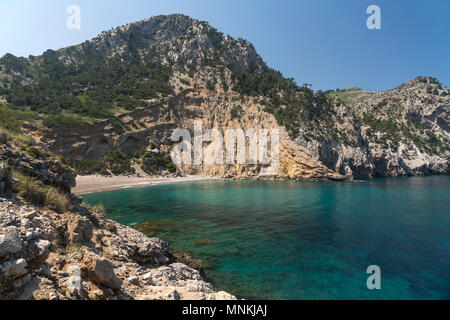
[83,176,450,300]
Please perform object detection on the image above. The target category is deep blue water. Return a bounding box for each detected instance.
[83,176,450,300]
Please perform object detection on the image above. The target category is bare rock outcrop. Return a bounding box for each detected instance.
[0,143,235,300]
[0,195,236,300]
[0,143,76,191]
[81,252,122,289]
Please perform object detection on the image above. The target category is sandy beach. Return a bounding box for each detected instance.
[73,175,221,195]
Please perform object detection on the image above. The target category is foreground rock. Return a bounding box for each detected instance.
[0,196,236,300]
[0,143,76,192]
[0,149,235,300]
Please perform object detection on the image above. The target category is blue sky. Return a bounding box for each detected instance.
[0,0,448,91]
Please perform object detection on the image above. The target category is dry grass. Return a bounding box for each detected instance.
[13,171,72,214]
[44,188,72,214]
[64,243,83,256]
[9,133,35,150]
[91,203,105,214]
[83,202,105,227]
[15,173,46,205]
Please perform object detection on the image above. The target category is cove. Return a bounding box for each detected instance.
[83,175,450,300]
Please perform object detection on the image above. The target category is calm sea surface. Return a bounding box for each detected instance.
[83,176,450,300]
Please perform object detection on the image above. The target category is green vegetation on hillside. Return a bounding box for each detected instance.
[141,153,176,175]
[42,114,90,128]
[75,149,135,176]
[0,46,174,123]
[231,68,296,98]
[0,103,42,151]
[231,68,336,137]
[230,105,243,119]
[0,103,18,132]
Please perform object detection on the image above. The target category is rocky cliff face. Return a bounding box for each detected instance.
[0,144,235,300]
[0,14,448,180]
[295,79,449,178]
[0,197,235,300]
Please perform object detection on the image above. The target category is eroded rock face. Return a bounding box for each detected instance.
[66,215,93,244]
[0,227,23,256]
[34,75,449,181]
[0,143,76,191]
[81,252,122,289]
[295,81,449,179]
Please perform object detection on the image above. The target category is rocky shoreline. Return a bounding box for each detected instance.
[0,143,235,300]
[0,196,235,300]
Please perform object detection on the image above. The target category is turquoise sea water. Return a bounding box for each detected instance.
[83,176,450,300]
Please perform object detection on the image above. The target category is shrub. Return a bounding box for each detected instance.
[15,174,46,205]
[98,167,110,176]
[0,103,18,132]
[142,154,176,174]
[222,82,229,92]
[76,159,109,175]
[83,203,105,227]
[110,117,130,135]
[44,188,72,214]
[180,78,190,86]
[230,105,243,119]
[64,244,83,255]
[43,114,88,129]
[206,80,215,91]
[90,203,105,215]
[9,133,35,150]
[0,127,9,144]
[76,149,135,176]
[13,171,71,213]
[104,149,134,175]
[26,146,52,160]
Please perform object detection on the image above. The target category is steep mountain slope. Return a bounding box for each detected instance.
[295,78,450,177]
[0,14,448,180]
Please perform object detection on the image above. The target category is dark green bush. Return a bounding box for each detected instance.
[230,105,243,119]
[0,103,18,132]
[142,154,176,174]
[206,80,215,91]
[76,159,108,175]
[104,149,134,175]
[43,114,88,129]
